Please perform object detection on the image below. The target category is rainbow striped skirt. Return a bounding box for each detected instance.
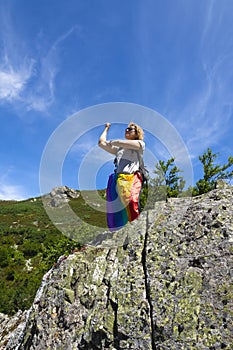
[106,172,142,231]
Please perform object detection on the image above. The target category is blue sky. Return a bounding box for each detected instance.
[0,0,233,200]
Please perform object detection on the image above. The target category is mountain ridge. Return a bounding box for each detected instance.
[0,182,233,349]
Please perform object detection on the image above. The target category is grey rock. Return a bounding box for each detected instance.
[49,186,80,207]
[1,184,233,349]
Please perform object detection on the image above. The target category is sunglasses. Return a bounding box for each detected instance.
[125,127,137,133]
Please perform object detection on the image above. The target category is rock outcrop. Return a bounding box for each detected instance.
[1,183,233,349]
[49,186,80,207]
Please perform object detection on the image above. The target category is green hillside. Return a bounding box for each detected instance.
[0,190,107,315]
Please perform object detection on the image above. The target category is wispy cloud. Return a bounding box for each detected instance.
[25,26,78,112]
[135,1,233,164]
[170,2,233,159]
[0,56,34,102]
[0,5,78,113]
[0,165,34,200]
[0,182,26,201]
[0,170,27,200]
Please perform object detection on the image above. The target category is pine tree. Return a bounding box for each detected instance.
[150,158,185,201]
[193,148,233,195]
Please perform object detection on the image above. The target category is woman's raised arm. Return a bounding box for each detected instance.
[98,123,117,155]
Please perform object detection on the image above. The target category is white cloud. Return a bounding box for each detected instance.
[0,182,26,201]
[27,26,80,113]
[0,61,34,102]
[171,3,233,159]
[0,168,29,200]
[0,7,78,113]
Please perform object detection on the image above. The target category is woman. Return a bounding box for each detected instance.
[98,122,145,231]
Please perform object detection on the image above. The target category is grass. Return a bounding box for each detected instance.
[0,189,108,315]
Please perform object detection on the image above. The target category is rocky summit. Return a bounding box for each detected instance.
[0,182,233,349]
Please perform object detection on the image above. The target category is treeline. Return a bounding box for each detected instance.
[144,148,233,206]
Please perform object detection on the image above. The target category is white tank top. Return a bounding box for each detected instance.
[115,141,145,174]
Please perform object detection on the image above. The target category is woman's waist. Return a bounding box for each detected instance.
[116,163,139,174]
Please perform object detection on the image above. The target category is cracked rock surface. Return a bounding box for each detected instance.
[1,183,233,349]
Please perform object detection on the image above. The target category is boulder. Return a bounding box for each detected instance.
[49,186,79,207]
[1,184,233,349]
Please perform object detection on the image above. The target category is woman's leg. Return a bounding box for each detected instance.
[106,174,128,230]
[128,172,142,222]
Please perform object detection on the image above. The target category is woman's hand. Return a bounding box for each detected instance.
[98,123,116,154]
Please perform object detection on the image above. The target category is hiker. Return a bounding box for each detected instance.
[98,122,146,231]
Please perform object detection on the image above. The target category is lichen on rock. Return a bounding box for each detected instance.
[1,184,233,349]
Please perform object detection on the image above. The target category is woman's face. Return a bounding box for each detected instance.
[125,126,137,140]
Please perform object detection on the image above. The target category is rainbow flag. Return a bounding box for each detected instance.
[106,172,142,231]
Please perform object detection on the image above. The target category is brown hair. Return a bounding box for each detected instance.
[128,122,144,140]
